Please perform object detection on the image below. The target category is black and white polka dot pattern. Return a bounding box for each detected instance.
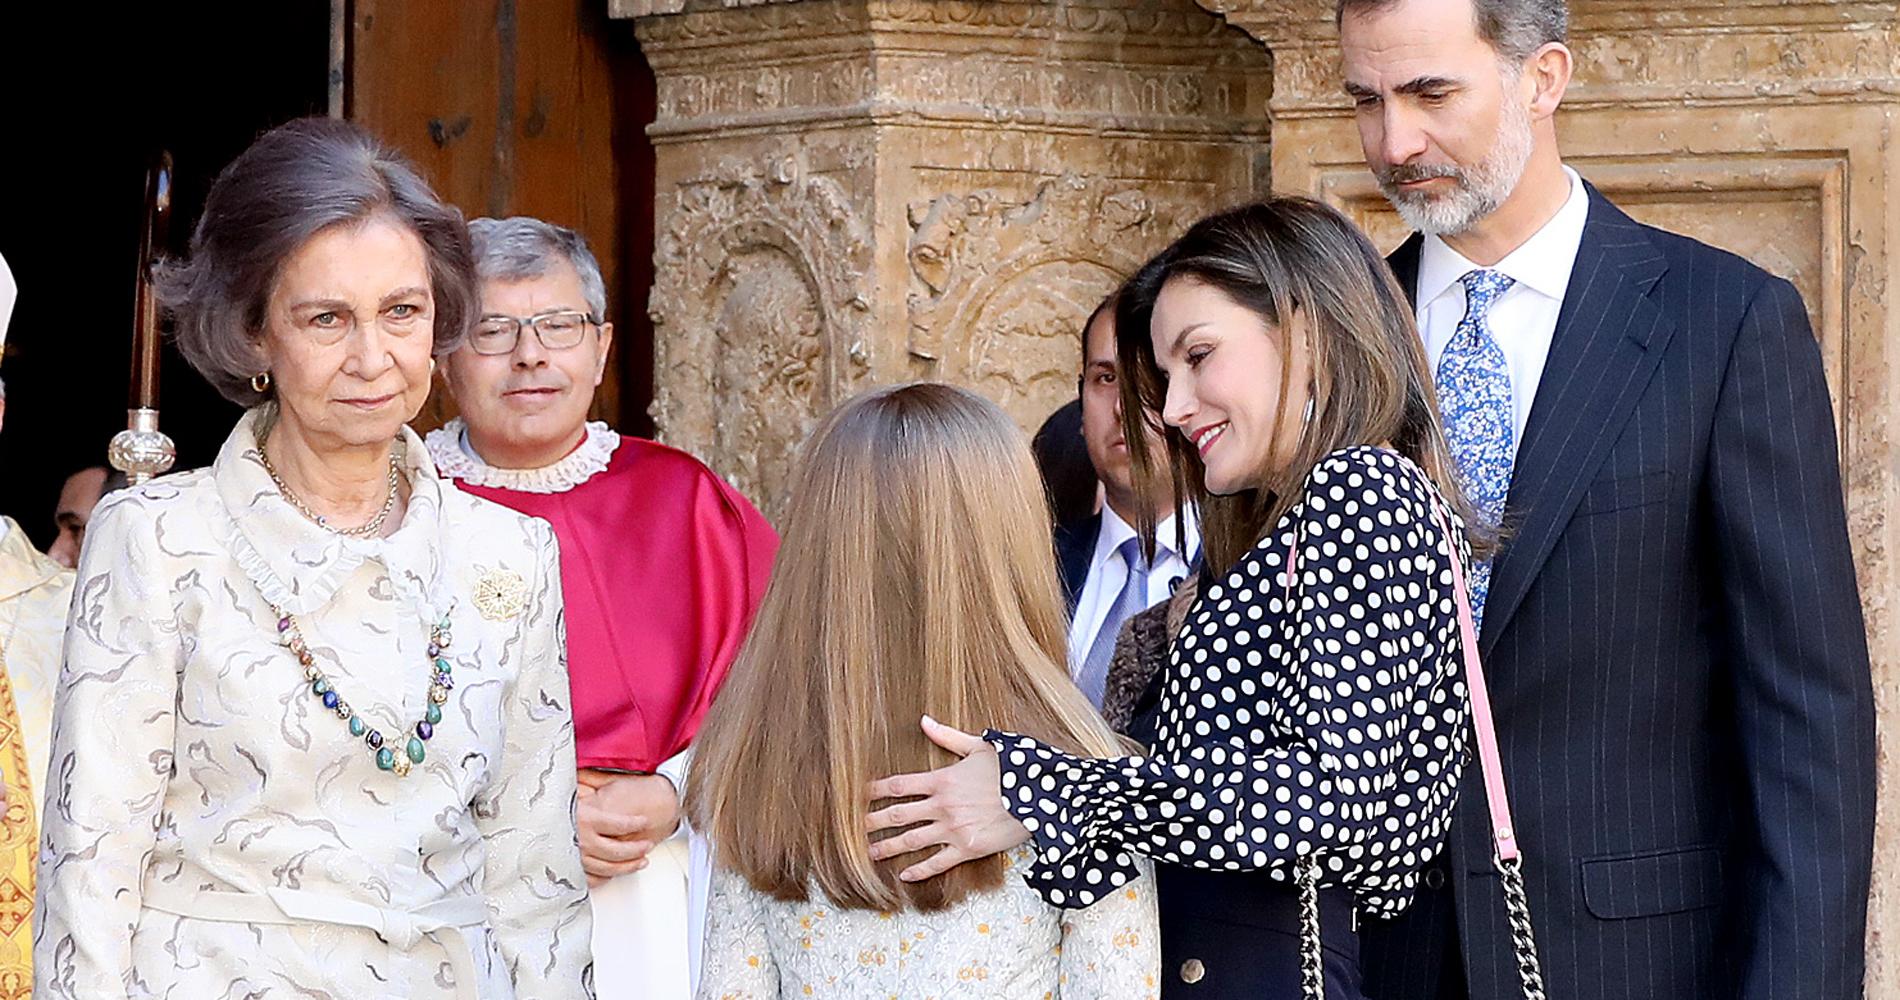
[987,446,1473,916]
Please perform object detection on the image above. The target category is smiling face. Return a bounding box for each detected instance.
[261,215,438,453]
[1341,0,1536,236]
[1149,277,1312,496]
[440,259,613,470]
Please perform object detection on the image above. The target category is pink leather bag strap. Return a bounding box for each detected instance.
[1430,504,1521,864]
[1281,500,1520,864]
[1282,484,1545,1000]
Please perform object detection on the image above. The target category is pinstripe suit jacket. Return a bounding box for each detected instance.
[1360,185,1876,1000]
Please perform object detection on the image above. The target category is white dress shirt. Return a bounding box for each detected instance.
[1066,503,1200,680]
[1416,166,1591,453]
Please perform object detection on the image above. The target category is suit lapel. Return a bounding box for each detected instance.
[1477,188,1676,654]
[1055,513,1101,615]
[1388,233,1424,302]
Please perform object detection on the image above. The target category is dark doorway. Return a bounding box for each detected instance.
[0,3,333,549]
[0,3,659,551]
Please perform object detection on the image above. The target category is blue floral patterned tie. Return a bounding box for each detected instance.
[1435,269,1516,625]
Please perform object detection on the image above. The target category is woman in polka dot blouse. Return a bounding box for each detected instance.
[867,198,1482,998]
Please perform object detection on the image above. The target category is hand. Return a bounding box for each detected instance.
[863,716,1029,882]
[576,770,682,888]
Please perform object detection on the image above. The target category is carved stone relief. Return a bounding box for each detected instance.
[635,0,1273,141]
[648,153,873,507]
[631,0,1266,516]
[1311,154,1847,398]
[1207,1,1899,992]
[960,259,1121,429]
[1218,0,1900,115]
[906,173,1192,431]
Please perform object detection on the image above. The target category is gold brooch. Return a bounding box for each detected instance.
[471,567,528,621]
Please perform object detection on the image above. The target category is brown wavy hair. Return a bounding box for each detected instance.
[1114,196,1487,575]
[686,382,1125,912]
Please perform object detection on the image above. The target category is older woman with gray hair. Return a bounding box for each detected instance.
[33,118,592,1000]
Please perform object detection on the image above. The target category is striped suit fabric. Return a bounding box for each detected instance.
[1360,184,1877,1000]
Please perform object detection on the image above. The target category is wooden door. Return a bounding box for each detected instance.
[341,0,657,434]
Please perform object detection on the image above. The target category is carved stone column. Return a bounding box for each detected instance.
[1206,0,1900,988]
[611,0,1271,510]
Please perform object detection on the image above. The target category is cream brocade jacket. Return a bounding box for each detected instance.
[697,848,1159,1000]
[0,518,66,827]
[33,408,593,999]
[0,517,70,993]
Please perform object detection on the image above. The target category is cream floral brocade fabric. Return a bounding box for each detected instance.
[698,847,1159,999]
[32,408,593,1000]
[0,518,69,1000]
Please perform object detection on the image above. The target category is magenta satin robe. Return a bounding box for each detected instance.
[449,439,776,773]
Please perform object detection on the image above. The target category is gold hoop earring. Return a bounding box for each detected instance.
[251,371,272,394]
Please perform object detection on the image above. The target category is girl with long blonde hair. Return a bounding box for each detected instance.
[688,381,1159,999]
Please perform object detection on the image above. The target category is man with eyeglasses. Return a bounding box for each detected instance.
[427,217,777,1000]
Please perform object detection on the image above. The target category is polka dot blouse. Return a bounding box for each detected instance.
[986,446,1473,917]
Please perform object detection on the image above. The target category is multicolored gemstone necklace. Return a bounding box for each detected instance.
[271,604,453,777]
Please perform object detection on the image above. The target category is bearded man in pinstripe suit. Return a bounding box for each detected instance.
[1335,1,1878,998]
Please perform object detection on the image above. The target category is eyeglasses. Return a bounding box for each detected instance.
[468,310,598,356]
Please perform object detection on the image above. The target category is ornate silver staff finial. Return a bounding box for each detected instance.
[111,152,177,485]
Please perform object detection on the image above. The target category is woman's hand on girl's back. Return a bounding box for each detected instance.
[864,716,1031,882]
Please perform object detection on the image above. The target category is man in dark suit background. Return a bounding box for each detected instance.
[1032,400,1096,530]
[1053,296,1199,715]
[1335,1,1878,998]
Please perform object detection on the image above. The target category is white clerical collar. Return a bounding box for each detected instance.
[1417,165,1590,314]
[423,417,621,494]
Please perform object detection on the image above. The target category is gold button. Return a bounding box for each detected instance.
[1180,958,1206,984]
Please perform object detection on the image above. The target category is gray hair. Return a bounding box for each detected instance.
[158,117,478,406]
[468,217,608,320]
[1337,0,1567,63]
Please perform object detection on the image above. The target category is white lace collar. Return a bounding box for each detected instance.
[423,417,621,494]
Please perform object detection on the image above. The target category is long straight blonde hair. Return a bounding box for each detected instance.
[686,382,1125,912]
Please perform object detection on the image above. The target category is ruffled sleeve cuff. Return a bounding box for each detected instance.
[985,729,1144,909]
